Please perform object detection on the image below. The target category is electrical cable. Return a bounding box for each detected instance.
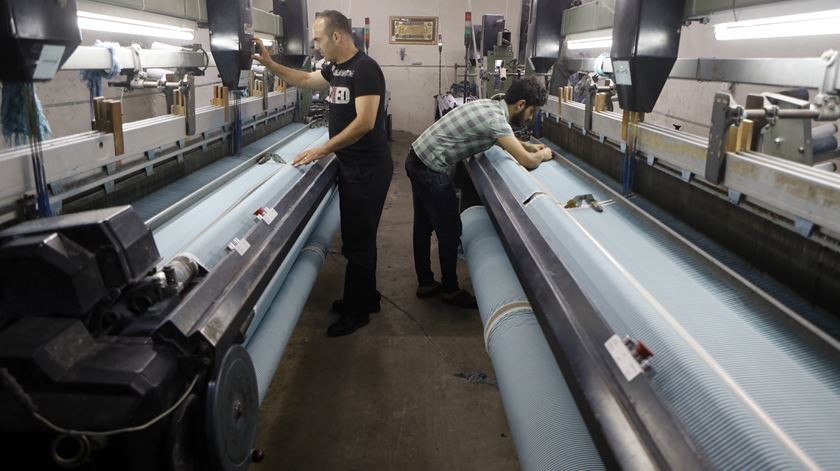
[0,368,200,437]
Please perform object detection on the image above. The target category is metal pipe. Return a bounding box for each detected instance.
[460,206,605,471]
[742,108,820,120]
[246,192,340,402]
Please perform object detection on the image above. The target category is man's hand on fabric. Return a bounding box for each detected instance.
[524,142,546,152]
[537,148,553,162]
[293,146,329,167]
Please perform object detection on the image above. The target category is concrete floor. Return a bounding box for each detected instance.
[253,131,520,470]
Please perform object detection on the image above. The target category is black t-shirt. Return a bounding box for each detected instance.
[321,51,389,163]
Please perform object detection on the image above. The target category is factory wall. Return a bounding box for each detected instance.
[302,0,524,136]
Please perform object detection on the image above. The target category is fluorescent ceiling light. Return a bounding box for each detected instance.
[567,36,612,50]
[77,11,195,41]
[714,9,840,40]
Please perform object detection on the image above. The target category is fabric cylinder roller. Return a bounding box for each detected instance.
[155,166,299,267]
[245,187,336,340]
[247,191,341,402]
[153,128,329,265]
[813,123,839,140]
[460,205,605,471]
[481,145,840,469]
[780,88,810,101]
[813,134,838,156]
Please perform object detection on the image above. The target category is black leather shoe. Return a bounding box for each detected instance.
[331,291,381,314]
[326,313,370,337]
[441,289,478,309]
[416,281,441,298]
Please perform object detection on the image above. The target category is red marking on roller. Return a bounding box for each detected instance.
[634,340,654,360]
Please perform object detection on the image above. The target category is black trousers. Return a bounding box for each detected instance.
[337,155,394,312]
[404,149,461,292]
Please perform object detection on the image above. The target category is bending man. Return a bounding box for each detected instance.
[406,77,552,307]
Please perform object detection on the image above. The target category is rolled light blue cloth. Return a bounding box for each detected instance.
[482,144,840,470]
[246,192,341,403]
[245,187,336,341]
[461,205,605,471]
[153,128,328,266]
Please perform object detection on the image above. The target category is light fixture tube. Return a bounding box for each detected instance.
[715,9,840,40]
[567,36,613,50]
[77,11,195,41]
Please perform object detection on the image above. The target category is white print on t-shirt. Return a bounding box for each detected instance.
[328,86,351,104]
[332,69,355,78]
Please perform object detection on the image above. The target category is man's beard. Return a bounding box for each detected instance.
[511,109,529,128]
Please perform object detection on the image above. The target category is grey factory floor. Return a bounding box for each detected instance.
[252,131,520,470]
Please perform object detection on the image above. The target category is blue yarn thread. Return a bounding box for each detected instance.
[1,82,53,216]
[80,40,122,122]
[2,82,52,146]
[233,91,244,153]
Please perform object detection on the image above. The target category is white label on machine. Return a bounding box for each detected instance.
[238,70,250,88]
[259,208,278,225]
[227,237,251,256]
[33,45,66,80]
[612,60,632,86]
[605,334,643,382]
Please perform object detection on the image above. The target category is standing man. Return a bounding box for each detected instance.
[407,77,552,307]
[253,10,392,337]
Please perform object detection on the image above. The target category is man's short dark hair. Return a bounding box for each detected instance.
[505,77,548,108]
[316,10,352,37]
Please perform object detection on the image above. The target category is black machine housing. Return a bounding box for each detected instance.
[273,0,310,68]
[520,0,571,73]
[610,0,687,113]
[0,156,339,470]
[480,14,506,57]
[0,0,82,82]
[0,207,214,470]
[207,0,254,90]
[351,26,365,52]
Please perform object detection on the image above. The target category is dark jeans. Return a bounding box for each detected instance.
[405,149,461,292]
[337,155,394,312]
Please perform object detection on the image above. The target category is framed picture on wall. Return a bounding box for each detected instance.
[389,16,438,45]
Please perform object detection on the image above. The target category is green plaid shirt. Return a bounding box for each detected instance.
[412,99,514,173]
